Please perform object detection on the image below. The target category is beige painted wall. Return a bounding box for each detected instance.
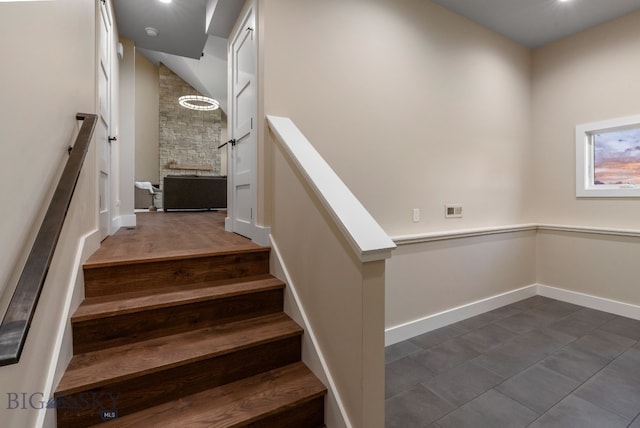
[260,0,532,236]
[386,231,537,328]
[134,52,160,184]
[537,231,640,306]
[529,11,640,308]
[0,0,99,425]
[531,11,640,228]
[0,0,96,301]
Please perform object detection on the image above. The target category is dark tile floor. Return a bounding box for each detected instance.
[385,296,640,428]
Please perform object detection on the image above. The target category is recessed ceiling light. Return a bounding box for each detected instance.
[158,0,172,3]
[145,27,159,37]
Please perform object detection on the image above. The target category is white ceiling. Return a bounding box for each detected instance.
[432,0,640,48]
[113,0,640,112]
[113,0,244,112]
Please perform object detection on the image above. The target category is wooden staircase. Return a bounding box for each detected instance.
[54,246,326,427]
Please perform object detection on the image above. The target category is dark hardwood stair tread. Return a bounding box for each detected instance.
[84,246,271,269]
[55,313,302,397]
[72,275,283,322]
[93,362,326,428]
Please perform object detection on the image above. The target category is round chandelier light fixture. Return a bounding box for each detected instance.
[178,95,220,111]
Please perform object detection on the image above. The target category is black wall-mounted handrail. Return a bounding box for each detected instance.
[0,113,97,366]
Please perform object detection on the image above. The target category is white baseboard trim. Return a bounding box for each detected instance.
[270,236,352,428]
[385,285,538,346]
[111,214,136,232]
[38,228,99,428]
[537,284,640,321]
[253,225,272,247]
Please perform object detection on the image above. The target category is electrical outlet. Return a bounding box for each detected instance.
[445,205,463,218]
[412,208,420,223]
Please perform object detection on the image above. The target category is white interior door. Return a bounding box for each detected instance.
[228,5,257,239]
[98,0,112,241]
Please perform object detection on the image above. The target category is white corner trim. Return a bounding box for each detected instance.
[270,236,353,428]
[120,214,136,229]
[253,224,272,247]
[391,224,538,245]
[537,284,640,321]
[111,214,136,233]
[36,228,99,428]
[385,285,537,346]
[267,115,396,263]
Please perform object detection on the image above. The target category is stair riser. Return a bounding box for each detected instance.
[56,336,302,428]
[246,396,325,428]
[83,251,270,297]
[72,289,284,354]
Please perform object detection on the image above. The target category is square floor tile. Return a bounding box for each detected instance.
[449,312,503,333]
[508,296,554,311]
[570,307,617,325]
[409,325,465,350]
[495,364,579,414]
[386,356,435,398]
[459,323,518,353]
[574,366,640,419]
[494,311,554,334]
[540,344,609,382]
[608,347,640,382]
[386,340,422,364]
[410,337,480,375]
[528,395,629,428]
[385,384,456,428]
[573,329,635,360]
[548,316,601,338]
[473,341,545,378]
[510,328,576,355]
[436,389,538,428]
[486,304,523,320]
[472,328,573,378]
[529,300,583,322]
[599,316,640,341]
[423,361,504,407]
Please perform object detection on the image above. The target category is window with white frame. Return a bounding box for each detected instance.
[576,114,640,197]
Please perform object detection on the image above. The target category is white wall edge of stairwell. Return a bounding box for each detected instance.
[536,284,640,321]
[385,285,538,346]
[39,228,100,428]
[266,115,396,263]
[269,235,353,428]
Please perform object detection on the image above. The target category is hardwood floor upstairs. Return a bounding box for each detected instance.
[54,212,326,427]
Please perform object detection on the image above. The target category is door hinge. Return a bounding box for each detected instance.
[251,118,253,130]
[251,208,253,220]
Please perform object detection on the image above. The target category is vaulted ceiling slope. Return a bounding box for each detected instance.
[113,0,244,112]
[432,0,640,48]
